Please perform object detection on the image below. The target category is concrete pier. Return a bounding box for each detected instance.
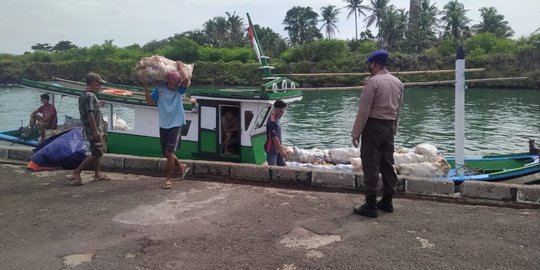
[2,145,539,205]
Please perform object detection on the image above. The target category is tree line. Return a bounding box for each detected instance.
[0,0,539,88]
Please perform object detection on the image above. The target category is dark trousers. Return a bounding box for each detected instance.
[360,118,398,196]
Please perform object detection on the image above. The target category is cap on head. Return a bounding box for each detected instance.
[166,71,182,84]
[366,49,389,65]
[85,72,107,84]
[273,99,287,109]
[40,93,50,101]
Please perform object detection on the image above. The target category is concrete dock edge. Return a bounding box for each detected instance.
[1,145,539,206]
[404,176,455,196]
[312,169,355,189]
[459,181,518,201]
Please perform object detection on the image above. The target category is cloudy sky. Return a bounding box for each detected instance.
[1,0,539,54]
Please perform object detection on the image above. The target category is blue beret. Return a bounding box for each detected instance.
[367,49,389,64]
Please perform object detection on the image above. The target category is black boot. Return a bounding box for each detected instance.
[377,195,394,213]
[353,195,378,218]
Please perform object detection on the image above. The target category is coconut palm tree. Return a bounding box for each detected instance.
[364,0,390,32]
[409,0,421,24]
[378,6,408,51]
[204,16,229,47]
[441,0,471,42]
[343,0,369,41]
[283,6,323,45]
[226,12,245,46]
[204,12,245,47]
[320,5,341,39]
[472,7,514,38]
[405,0,439,53]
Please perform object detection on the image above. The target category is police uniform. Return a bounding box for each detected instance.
[351,50,404,217]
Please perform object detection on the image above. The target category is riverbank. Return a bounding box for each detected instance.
[2,145,540,206]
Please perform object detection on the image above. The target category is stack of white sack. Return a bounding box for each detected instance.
[286,161,353,171]
[284,146,360,165]
[285,143,450,178]
[328,147,360,164]
[285,146,328,164]
[394,143,451,178]
[135,55,194,85]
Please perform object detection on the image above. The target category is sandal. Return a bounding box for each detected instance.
[65,174,83,186]
[179,167,190,180]
[162,181,173,189]
[176,165,190,180]
[93,174,111,182]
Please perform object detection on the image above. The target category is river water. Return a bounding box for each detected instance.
[1,85,539,157]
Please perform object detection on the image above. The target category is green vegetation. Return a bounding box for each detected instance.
[0,0,539,89]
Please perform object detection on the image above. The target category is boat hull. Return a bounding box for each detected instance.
[446,154,540,182]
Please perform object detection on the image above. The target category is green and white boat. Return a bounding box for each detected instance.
[0,13,302,164]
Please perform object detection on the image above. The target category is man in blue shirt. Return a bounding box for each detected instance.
[143,67,190,189]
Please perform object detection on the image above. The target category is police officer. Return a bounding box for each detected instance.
[351,50,404,218]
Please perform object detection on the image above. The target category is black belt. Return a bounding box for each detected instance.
[367,117,395,126]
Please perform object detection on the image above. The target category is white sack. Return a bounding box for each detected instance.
[394,152,428,165]
[288,147,327,164]
[350,158,363,173]
[136,55,194,84]
[415,143,440,162]
[328,147,360,164]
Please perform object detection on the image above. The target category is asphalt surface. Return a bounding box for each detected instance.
[1,163,539,270]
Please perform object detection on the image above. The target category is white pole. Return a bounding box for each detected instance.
[455,46,465,175]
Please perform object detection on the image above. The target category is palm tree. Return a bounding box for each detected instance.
[378,6,408,51]
[405,0,439,53]
[283,6,323,45]
[204,16,229,47]
[226,12,244,47]
[472,7,514,38]
[320,5,341,39]
[204,12,245,47]
[441,0,471,42]
[409,0,421,24]
[343,0,369,41]
[364,0,390,33]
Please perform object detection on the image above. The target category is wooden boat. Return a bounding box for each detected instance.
[1,78,301,164]
[0,14,302,164]
[1,73,303,164]
[445,141,540,183]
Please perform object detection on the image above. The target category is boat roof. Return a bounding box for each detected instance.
[19,78,302,105]
[190,87,302,101]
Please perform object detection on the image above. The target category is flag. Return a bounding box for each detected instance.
[247,18,262,64]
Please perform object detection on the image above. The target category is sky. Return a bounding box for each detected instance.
[1,0,539,55]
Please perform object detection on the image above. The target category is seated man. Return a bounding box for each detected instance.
[29,93,57,144]
[221,110,240,155]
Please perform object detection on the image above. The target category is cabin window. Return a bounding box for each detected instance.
[244,111,254,131]
[181,120,191,136]
[200,106,216,130]
[255,106,271,129]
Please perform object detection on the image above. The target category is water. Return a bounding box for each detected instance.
[281,87,540,157]
[1,85,539,157]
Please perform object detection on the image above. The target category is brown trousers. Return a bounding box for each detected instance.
[360,118,398,196]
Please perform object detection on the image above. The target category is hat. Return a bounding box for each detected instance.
[166,71,182,84]
[85,72,107,84]
[367,49,389,64]
[40,93,50,101]
[273,99,287,109]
